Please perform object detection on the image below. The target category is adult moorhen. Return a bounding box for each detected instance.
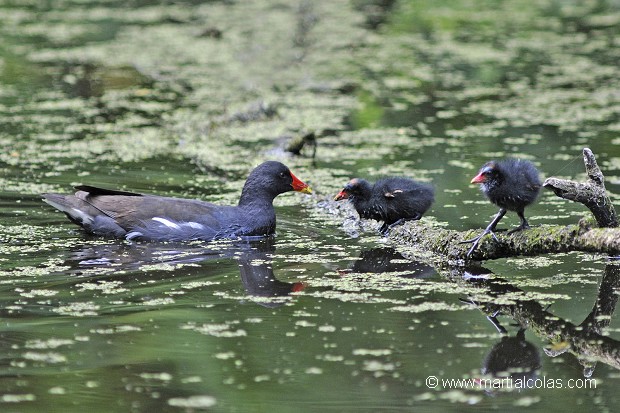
[461,159,542,257]
[43,161,312,241]
[334,177,434,235]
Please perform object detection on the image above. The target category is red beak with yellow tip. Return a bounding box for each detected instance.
[290,171,312,194]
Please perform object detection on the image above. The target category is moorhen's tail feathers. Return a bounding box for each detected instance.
[43,192,101,224]
[42,192,128,237]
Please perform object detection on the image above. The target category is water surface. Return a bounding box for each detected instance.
[1,0,620,412]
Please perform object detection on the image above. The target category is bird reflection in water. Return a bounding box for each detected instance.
[481,325,541,387]
[235,238,305,308]
[460,267,542,389]
[65,237,304,307]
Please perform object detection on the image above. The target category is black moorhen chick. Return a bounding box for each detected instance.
[43,161,312,241]
[334,177,434,234]
[461,159,542,257]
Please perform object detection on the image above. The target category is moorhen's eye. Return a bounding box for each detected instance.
[279,172,287,178]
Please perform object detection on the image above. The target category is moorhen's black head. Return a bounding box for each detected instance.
[470,161,503,192]
[334,178,372,201]
[239,161,311,205]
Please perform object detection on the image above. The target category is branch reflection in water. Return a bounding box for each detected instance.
[457,261,620,380]
[342,247,435,278]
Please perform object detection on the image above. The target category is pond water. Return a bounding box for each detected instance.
[1,0,620,412]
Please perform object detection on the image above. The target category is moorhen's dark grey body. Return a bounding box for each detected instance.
[43,161,311,242]
[462,159,542,256]
[334,177,434,234]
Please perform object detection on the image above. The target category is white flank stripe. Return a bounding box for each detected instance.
[152,217,181,230]
[185,222,205,230]
[70,207,94,224]
[126,231,143,240]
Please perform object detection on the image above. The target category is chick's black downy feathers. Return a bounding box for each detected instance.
[334,177,434,234]
[475,159,541,215]
[461,159,542,257]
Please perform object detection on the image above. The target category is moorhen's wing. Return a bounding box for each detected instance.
[44,186,237,240]
[76,188,239,239]
[383,189,403,198]
[503,170,541,204]
[380,180,424,199]
[376,178,418,199]
[379,179,434,218]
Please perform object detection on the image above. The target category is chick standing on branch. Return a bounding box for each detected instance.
[461,159,542,257]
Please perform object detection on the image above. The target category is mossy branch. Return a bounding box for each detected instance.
[543,148,618,228]
[387,219,620,264]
